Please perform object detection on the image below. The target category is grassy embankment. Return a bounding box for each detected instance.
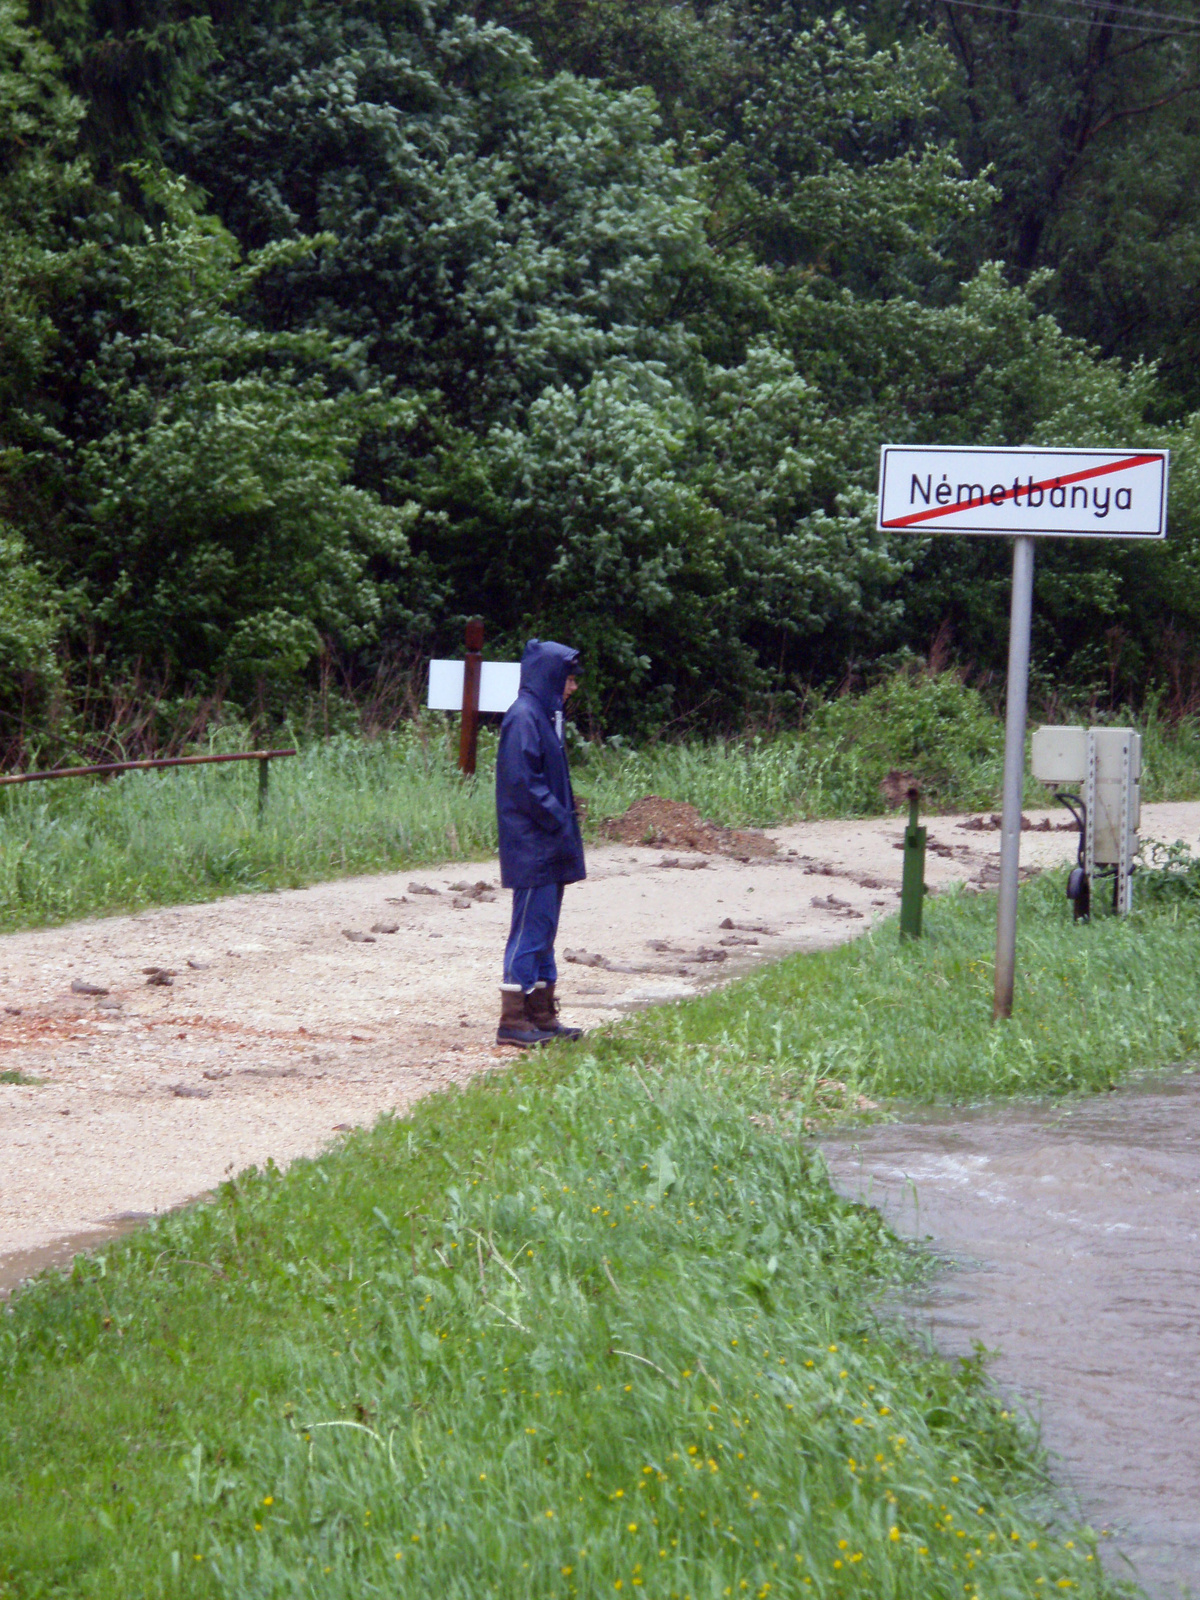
[6,870,1199,1597]
[2,671,1200,933]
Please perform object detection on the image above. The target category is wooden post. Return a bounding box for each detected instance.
[459,617,484,775]
[257,756,270,822]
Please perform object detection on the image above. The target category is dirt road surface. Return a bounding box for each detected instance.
[3,801,1198,1287]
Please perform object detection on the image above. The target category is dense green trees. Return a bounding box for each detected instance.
[2,0,1200,745]
[477,0,1200,409]
[915,0,1200,414]
[54,172,422,685]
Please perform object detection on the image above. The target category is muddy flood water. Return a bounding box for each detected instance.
[822,1070,1200,1599]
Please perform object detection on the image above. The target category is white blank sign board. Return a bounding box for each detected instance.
[427,659,521,714]
[877,446,1168,539]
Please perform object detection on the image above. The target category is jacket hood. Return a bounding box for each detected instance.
[519,638,579,717]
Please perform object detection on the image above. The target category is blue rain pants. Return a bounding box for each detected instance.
[503,882,564,991]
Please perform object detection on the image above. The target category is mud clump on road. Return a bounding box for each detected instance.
[600,797,777,859]
[958,812,1075,832]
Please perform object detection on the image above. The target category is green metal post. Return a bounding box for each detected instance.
[899,791,926,939]
[257,755,270,822]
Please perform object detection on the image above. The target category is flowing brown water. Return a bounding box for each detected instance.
[822,1070,1200,1600]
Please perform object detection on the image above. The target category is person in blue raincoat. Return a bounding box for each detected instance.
[495,638,586,1047]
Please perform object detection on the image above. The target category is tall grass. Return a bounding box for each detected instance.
[0,727,498,930]
[1,673,1199,933]
[1137,698,1200,801]
[2,877,1162,1597]
[575,674,1200,824]
[567,672,1010,826]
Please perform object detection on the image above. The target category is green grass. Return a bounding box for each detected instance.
[574,675,1200,828]
[588,869,1200,1104]
[577,671,1017,825]
[4,879,1188,1599]
[2,672,1199,934]
[0,727,499,932]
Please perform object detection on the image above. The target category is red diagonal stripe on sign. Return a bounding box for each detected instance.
[882,452,1162,529]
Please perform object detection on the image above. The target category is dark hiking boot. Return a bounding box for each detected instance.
[526,981,583,1040]
[496,986,554,1048]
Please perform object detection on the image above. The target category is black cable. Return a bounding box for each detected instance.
[1053,792,1088,869]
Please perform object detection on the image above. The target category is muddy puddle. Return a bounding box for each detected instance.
[0,1216,153,1299]
[0,1206,192,1299]
[822,1071,1200,1598]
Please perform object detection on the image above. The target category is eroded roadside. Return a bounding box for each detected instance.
[3,801,1196,1281]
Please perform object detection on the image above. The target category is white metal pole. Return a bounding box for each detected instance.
[993,535,1036,1021]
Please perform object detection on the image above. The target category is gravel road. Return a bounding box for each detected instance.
[3,801,1196,1288]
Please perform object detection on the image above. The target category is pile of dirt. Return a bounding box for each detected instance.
[600,796,777,858]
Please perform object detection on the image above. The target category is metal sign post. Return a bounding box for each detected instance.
[993,536,1035,1019]
[877,444,1168,1021]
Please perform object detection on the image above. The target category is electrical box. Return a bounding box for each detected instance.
[1031,725,1141,912]
[1029,726,1088,784]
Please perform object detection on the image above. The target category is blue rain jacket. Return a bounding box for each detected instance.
[496,639,586,890]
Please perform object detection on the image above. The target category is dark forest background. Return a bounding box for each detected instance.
[5,0,1200,751]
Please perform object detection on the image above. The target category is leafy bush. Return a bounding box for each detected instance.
[1134,838,1200,906]
[802,672,1006,814]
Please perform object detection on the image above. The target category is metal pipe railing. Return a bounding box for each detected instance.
[0,748,297,817]
[0,749,296,785]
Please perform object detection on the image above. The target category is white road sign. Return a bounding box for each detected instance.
[877,446,1168,539]
[427,659,521,714]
